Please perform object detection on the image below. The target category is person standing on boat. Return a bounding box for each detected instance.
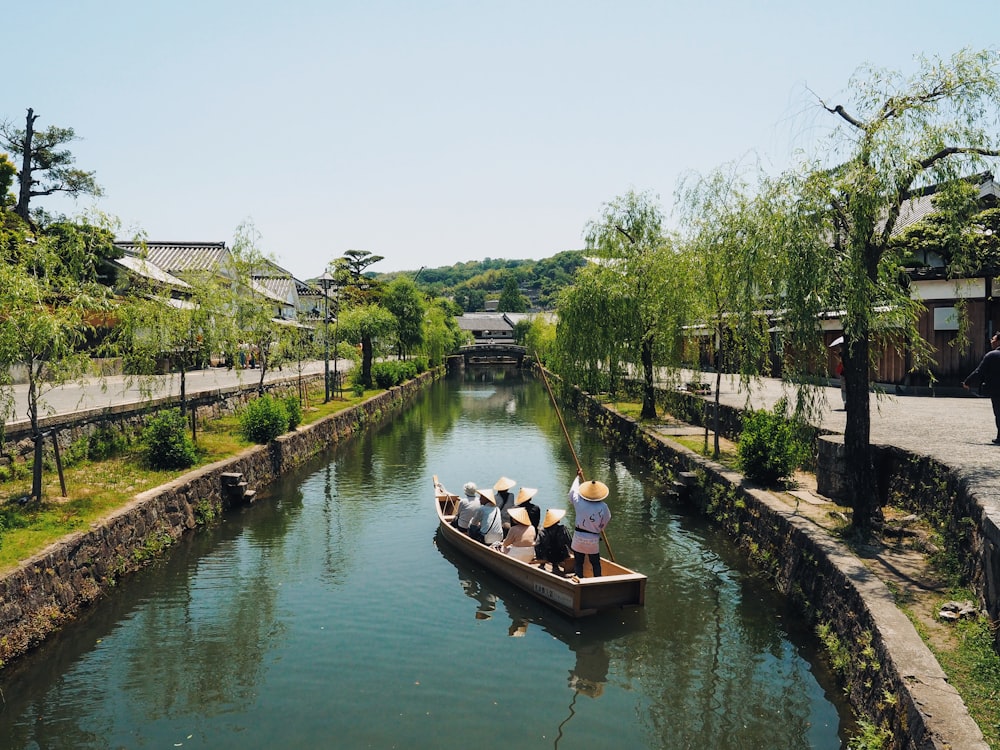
[514,486,542,530]
[501,507,537,561]
[455,482,481,534]
[493,476,517,536]
[469,488,503,546]
[568,469,611,578]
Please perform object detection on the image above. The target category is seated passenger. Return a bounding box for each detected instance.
[469,488,503,546]
[501,506,537,561]
[514,486,542,530]
[454,482,480,534]
[534,508,572,575]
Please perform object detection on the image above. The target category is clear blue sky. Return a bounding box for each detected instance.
[6,1,998,277]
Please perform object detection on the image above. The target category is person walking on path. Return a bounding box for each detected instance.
[962,332,1000,444]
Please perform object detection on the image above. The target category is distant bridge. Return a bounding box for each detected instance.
[457,343,527,366]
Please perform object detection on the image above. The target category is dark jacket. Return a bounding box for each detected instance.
[964,349,1000,395]
[535,523,572,564]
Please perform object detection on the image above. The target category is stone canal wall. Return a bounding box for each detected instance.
[566,385,988,750]
[659,386,1000,656]
[0,370,440,668]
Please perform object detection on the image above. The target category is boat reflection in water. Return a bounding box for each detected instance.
[436,528,644,746]
[434,526,641,676]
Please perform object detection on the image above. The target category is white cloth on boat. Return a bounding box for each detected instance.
[505,545,535,562]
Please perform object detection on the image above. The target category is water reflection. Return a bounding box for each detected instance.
[435,526,633,703]
[0,375,847,750]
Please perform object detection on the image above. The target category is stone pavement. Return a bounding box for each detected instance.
[689,371,1000,533]
[2,359,337,431]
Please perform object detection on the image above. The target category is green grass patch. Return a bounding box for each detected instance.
[0,379,384,573]
[911,607,1000,747]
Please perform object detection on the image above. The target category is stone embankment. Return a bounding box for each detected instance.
[0,370,439,668]
[566,384,989,750]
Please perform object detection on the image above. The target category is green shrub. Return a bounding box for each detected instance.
[412,355,428,373]
[371,360,419,389]
[61,437,91,467]
[0,460,29,483]
[371,361,400,389]
[399,360,417,380]
[140,409,198,470]
[737,397,806,486]
[239,395,289,444]
[283,393,302,430]
[88,425,132,460]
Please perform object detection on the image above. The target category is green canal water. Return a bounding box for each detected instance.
[0,371,851,749]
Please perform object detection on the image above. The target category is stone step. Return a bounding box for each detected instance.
[220,472,244,487]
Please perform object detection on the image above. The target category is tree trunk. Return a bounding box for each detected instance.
[31,435,44,502]
[257,353,267,395]
[179,367,187,419]
[15,108,36,222]
[640,334,656,419]
[843,331,880,535]
[361,335,374,387]
[27,364,43,501]
[713,369,723,459]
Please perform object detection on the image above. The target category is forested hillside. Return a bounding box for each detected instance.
[375,250,586,311]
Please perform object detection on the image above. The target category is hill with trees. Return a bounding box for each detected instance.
[375,249,586,311]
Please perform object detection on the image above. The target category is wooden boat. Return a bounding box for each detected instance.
[434,476,647,617]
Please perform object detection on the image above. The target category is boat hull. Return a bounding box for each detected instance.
[434,480,646,617]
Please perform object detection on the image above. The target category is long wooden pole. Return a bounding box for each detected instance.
[534,357,616,562]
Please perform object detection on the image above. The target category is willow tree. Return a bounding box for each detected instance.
[775,48,1000,534]
[554,262,635,397]
[677,165,780,458]
[568,189,691,418]
[0,225,114,501]
[230,223,290,396]
[115,266,234,426]
[420,297,464,367]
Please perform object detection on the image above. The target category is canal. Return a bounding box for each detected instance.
[0,371,851,749]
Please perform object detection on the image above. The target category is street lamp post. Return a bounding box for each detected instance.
[318,271,335,403]
[331,284,340,399]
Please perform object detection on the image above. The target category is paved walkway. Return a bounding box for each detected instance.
[688,371,1000,527]
[3,360,339,431]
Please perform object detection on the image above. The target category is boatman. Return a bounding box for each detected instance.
[568,469,611,578]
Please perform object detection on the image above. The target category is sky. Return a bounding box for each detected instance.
[5,0,998,277]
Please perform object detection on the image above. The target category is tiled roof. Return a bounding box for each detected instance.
[456,313,513,332]
[889,172,998,236]
[891,193,937,235]
[115,241,230,274]
[254,275,295,303]
[248,278,288,305]
[112,254,191,289]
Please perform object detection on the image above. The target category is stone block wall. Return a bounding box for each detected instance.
[565,384,987,750]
